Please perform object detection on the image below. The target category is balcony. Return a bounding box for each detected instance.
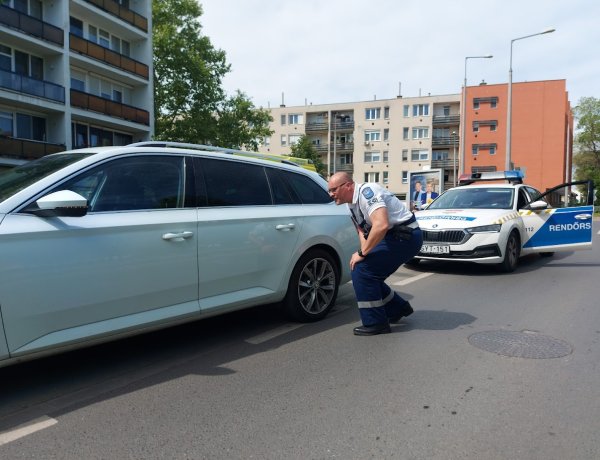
[0,69,65,103]
[431,159,456,169]
[70,89,150,125]
[0,5,64,46]
[432,136,459,147]
[70,34,149,80]
[432,115,460,125]
[83,0,148,33]
[306,122,328,132]
[0,136,65,161]
[331,120,354,130]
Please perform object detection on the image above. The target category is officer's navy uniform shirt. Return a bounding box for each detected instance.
[349,182,413,230]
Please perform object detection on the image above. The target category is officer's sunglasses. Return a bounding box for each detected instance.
[328,181,348,194]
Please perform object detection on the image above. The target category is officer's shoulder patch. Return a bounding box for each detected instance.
[362,187,375,199]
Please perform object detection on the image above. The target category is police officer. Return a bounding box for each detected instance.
[328,172,423,336]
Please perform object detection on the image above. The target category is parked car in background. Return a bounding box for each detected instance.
[0,142,356,368]
[412,171,594,272]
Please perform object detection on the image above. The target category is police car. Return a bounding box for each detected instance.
[412,171,594,272]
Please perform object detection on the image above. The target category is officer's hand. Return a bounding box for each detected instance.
[350,252,365,270]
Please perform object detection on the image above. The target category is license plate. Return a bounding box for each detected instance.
[421,244,450,254]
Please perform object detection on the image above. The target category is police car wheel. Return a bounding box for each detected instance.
[498,231,520,273]
[283,249,339,322]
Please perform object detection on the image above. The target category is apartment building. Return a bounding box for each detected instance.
[0,0,153,170]
[463,79,573,191]
[260,94,461,200]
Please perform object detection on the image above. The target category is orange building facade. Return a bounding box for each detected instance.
[463,80,573,191]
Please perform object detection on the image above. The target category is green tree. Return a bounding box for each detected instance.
[573,97,600,203]
[152,0,272,149]
[290,135,326,176]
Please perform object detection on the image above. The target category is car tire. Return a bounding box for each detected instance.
[498,231,520,273]
[283,249,339,322]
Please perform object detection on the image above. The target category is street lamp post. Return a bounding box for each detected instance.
[505,28,555,170]
[452,131,457,186]
[460,55,493,175]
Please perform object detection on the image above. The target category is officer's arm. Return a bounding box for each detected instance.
[360,207,389,256]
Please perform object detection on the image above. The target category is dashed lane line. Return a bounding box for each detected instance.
[0,416,57,446]
[392,272,435,286]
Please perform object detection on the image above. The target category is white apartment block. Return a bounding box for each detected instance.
[0,0,153,169]
[259,94,460,199]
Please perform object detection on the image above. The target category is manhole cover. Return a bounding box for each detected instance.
[468,330,573,359]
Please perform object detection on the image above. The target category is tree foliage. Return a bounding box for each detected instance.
[290,135,326,176]
[573,97,600,202]
[152,0,272,149]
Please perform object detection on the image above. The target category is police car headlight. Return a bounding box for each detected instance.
[465,224,502,234]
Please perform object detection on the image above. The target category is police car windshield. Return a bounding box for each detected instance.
[426,187,514,210]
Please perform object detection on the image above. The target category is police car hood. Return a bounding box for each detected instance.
[415,208,515,230]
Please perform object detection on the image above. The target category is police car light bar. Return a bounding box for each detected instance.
[458,170,524,186]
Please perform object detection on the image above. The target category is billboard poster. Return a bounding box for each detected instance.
[408,169,443,211]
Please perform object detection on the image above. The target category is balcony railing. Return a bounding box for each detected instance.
[83,0,148,32]
[331,121,355,130]
[432,115,460,125]
[431,159,456,169]
[70,34,149,80]
[0,5,64,46]
[70,89,150,125]
[0,136,65,161]
[432,136,459,146]
[306,122,328,132]
[0,69,65,103]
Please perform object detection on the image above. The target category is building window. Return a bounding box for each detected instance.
[364,151,381,163]
[288,134,301,145]
[402,171,408,184]
[383,128,389,141]
[403,127,409,140]
[280,134,286,146]
[340,153,353,165]
[365,130,381,142]
[383,151,389,163]
[473,97,498,109]
[280,115,286,125]
[411,149,429,161]
[412,104,430,117]
[489,146,496,155]
[288,114,303,125]
[443,105,450,116]
[16,113,46,141]
[472,145,479,156]
[384,107,390,119]
[432,150,449,161]
[403,105,409,117]
[365,108,381,120]
[263,137,270,146]
[0,111,13,137]
[473,122,479,132]
[70,17,84,37]
[412,127,429,139]
[402,149,408,162]
[365,172,380,182]
[383,171,389,184]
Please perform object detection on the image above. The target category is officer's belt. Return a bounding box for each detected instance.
[388,215,419,235]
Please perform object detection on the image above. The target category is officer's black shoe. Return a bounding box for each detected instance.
[389,302,414,324]
[353,324,391,336]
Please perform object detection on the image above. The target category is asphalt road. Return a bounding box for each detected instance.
[1,230,599,459]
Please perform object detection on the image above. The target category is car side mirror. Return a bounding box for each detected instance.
[527,200,549,211]
[26,190,88,217]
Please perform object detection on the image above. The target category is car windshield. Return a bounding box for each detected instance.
[0,153,93,203]
[425,187,515,210]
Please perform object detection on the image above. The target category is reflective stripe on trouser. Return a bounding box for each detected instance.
[352,228,423,326]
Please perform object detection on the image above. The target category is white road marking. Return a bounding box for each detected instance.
[0,416,57,446]
[392,272,435,286]
[246,323,304,345]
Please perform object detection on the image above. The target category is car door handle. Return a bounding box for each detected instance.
[162,231,194,241]
[275,223,295,231]
[574,214,592,220]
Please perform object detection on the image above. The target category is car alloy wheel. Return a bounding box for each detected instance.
[283,249,339,322]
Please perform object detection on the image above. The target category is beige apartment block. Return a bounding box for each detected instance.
[0,0,153,169]
[259,94,460,199]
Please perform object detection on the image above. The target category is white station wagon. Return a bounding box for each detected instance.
[413,171,594,272]
[0,142,356,367]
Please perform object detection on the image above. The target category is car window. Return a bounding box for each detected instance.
[525,186,543,202]
[279,170,332,205]
[427,187,513,209]
[201,158,272,206]
[60,156,186,212]
[517,189,529,209]
[266,168,299,205]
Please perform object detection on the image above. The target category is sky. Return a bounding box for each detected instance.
[197,0,599,111]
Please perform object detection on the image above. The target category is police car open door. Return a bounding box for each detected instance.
[521,180,594,253]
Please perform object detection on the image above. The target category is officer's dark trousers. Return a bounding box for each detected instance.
[352,228,423,326]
